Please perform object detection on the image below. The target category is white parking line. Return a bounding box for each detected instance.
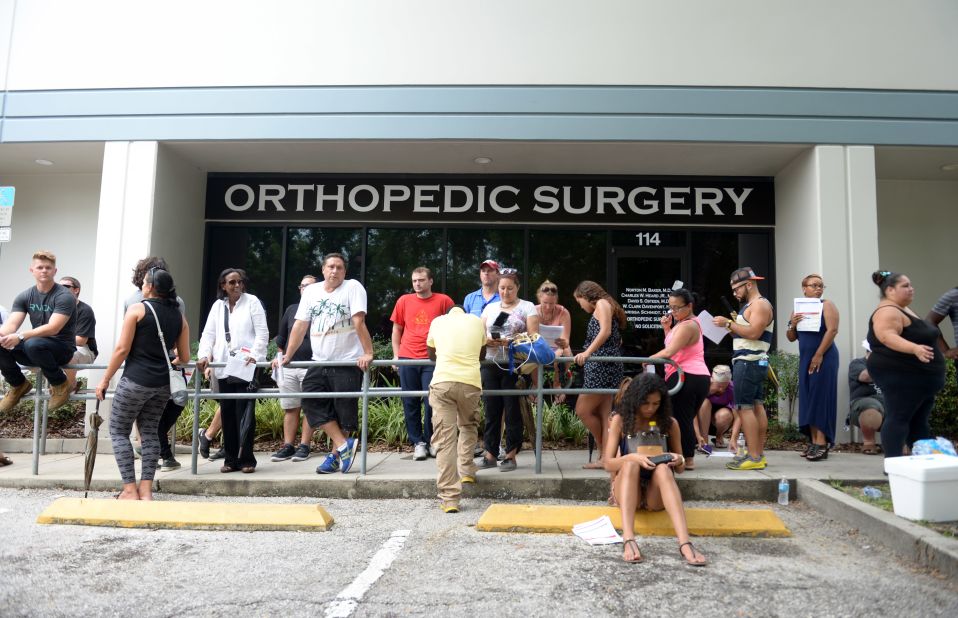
[323,529,411,618]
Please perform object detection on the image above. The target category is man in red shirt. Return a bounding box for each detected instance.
[391,267,454,460]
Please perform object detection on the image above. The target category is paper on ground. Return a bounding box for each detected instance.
[707,451,735,458]
[697,310,729,345]
[572,515,623,545]
[794,298,823,332]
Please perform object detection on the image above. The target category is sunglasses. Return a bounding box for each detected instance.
[225,279,244,286]
[539,286,557,294]
[500,268,518,276]
[60,283,76,289]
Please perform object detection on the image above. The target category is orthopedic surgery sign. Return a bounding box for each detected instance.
[206,174,774,226]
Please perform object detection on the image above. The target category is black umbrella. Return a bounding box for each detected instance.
[84,400,103,498]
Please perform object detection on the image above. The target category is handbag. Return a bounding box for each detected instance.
[222,302,262,393]
[142,300,188,405]
[506,332,556,375]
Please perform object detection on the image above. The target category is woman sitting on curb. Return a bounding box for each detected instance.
[603,373,707,566]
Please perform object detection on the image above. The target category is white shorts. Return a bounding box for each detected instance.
[279,367,309,410]
[71,346,96,365]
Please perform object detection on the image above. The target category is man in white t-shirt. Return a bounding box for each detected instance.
[283,253,373,474]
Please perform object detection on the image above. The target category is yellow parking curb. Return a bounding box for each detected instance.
[476,504,790,537]
[37,498,334,531]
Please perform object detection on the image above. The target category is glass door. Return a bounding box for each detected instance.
[612,247,688,358]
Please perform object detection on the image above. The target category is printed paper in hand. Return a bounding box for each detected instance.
[271,352,284,383]
[538,324,565,350]
[697,310,729,345]
[794,298,823,332]
[225,347,256,382]
[572,515,623,545]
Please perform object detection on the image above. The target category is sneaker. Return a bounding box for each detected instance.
[759,454,768,466]
[316,451,340,474]
[0,381,32,413]
[160,457,181,471]
[133,445,142,460]
[339,438,359,474]
[209,447,225,461]
[477,456,498,470]
[291,444,311,462]
[461,474,476,484]
[197,428,211,459]
[499,458,517,472]
[473,444,484,458]
[47,381,72,410]
[498,445,506,461]
[726,456,766,471]
[441,503,460,513]
[413,442,428,461]
[271,443,296,462]
[428,444,438,458]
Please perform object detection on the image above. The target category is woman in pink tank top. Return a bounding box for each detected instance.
[649,289,711,470]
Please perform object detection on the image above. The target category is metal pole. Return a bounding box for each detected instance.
[360,368,370,475]
[31,375,44,476]
[535,363,544,474]
[40,397,49,455]
[190,367,201,475]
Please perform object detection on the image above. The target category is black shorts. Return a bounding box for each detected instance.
[301,366,362,433]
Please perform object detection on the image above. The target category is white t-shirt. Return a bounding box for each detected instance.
[480,299,537,357]
[295,279,367,361]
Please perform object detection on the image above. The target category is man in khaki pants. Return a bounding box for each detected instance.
[426,306,486,513]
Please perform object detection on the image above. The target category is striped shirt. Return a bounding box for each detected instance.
[732,298,774,362]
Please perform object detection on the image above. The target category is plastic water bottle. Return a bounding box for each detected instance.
[736,432,746,457]
[778,478,789,505]
[862,486,882,499]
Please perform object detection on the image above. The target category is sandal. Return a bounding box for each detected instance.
[622,538,644,563]
[241,466,255,474]
[220,464,238,473]
[799,443,812,458]
[862,443,882,455]
[806,444,829,462]
[0,456,13,467]
[679,541,707,566]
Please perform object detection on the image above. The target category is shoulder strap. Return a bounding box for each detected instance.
[143,301,175,372]
[223,301,232,347]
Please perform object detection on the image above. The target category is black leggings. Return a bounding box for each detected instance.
[481,365,522,457]
[667,372,710,458]
[870,367,944,458]
[157,400,185,460]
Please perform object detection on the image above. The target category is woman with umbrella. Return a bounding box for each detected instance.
[95,268,189,500]
[196,268,269,473]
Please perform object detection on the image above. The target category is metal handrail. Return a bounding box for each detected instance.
[18,356,683,476]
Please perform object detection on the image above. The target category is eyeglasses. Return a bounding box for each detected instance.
[60,284,76,290]
[804,283,826,289]
[668,304,688,312]
[732,282,748,291]
[225,279,244,286]
[539,286,557,294]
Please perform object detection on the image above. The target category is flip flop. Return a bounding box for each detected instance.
[582,461,605,470]
[862,443,882,455]
[679,541,707,566]
[622,538,644,563]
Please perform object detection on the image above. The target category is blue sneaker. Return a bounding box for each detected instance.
[316,451,340,474]
[339,438,359,474]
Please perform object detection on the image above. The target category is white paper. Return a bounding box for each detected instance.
[572,515,623,546]
[224,350,256,382]
[538,324,565,350]
[272,352,284,383]
[794,298,823,332]
[707,451,735,458]
[696,310,729,345]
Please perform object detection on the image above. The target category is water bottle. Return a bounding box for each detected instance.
[778,478,789,505]
[736,432,746,457]
[862,486,882,499]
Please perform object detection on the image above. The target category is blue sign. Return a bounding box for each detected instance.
[0,186,14,207]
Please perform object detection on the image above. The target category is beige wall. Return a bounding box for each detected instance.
[3,0,957,90]
[877,179,958,344]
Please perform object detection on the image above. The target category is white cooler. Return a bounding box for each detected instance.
[884,454,958,522]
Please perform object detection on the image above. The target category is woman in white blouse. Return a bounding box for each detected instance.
[196,268,269,473]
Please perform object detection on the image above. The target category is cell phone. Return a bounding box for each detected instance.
[491,331,501,340]
[648,453,674,466]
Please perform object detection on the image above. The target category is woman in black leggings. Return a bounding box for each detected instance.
[866,271,945,459]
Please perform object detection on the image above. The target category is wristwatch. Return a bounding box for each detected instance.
[17,333,24,342]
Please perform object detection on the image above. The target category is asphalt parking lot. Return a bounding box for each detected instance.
[1,488,956,617]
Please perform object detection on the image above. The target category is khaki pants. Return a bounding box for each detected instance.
[428,381,481,505]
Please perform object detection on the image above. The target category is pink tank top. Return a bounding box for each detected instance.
[664,315,710,378]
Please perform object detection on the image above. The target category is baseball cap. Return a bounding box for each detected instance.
[711,365,732,383]
[480,259,499,271]
[730,266,765,285]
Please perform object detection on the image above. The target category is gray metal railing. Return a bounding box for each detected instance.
[17,356,683,476]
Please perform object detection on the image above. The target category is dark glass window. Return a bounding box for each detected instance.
[364,227,444,339]
[444,228,524,305]
[283,226,363,324]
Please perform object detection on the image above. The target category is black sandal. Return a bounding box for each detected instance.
[679,541,707,566]
[622,538,644,563]
[806,444,829,461]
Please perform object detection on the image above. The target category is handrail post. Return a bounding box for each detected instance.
[535,363,544,474]
[40,397,49,455]
[190,366,201,475]
[360,368,370,475]
[31,374,44,476]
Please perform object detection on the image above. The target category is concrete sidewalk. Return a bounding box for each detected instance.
[0,447,887,500]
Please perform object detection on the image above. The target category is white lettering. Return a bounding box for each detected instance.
[443,185,473,213]
[315,185,345,212]
[663,187,691,215]
[414,185,441,213]
[562,186,591,215]
[533,186,559,214]
[694,187,724,215]
[348,185,380,213]
[489,186,519,214]
[382,185,410,213]
[224,184,254,212]
[627,187,658,215]
[288,184,314,212]
[596,186,625,215]
[724,187,753,216]
[476,186,486,213]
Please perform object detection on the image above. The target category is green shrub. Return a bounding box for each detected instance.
[764,351,800,425]
[540,400,587,444]
[932,359,958,441]
[765,417,804,449]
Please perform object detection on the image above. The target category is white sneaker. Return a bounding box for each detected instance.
[428,444,438,458]
[414,442,428,461]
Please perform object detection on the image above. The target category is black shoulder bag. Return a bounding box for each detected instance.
[223,301,262,393]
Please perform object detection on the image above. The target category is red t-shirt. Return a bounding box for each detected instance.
[390,293,455,358]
